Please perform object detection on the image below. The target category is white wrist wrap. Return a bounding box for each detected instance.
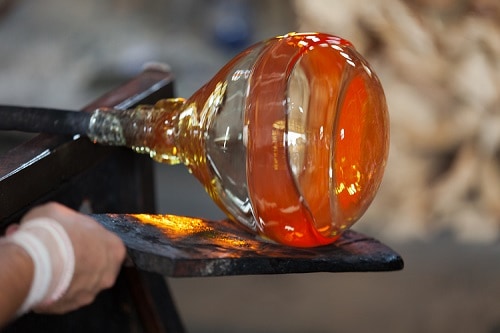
[6,217,75,314]
[7,231,52,315]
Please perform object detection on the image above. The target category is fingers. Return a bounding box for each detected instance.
[33,288,96,314]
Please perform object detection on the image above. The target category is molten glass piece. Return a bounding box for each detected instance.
[87,32,389,247]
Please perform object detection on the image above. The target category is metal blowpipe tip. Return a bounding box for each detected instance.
[0,105,129,146]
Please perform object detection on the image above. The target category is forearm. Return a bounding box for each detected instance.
[0,240,33,327]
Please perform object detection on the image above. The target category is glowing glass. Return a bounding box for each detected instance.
[88,32,389,247]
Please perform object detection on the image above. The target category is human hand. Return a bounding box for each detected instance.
[11,202,126,314]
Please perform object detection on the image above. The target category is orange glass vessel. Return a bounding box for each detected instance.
[87,32,389,247]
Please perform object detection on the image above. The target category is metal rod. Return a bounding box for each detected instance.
[0,105,91,136]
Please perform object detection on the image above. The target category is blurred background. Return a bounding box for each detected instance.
[0,0,499,332]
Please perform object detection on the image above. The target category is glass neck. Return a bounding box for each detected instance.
[86,97,218,186]
[87,98,191,165]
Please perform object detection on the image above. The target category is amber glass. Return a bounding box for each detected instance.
[87,32,389,247]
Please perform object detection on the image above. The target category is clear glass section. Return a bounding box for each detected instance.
[204,44,265,230]
[286,64,309,179]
